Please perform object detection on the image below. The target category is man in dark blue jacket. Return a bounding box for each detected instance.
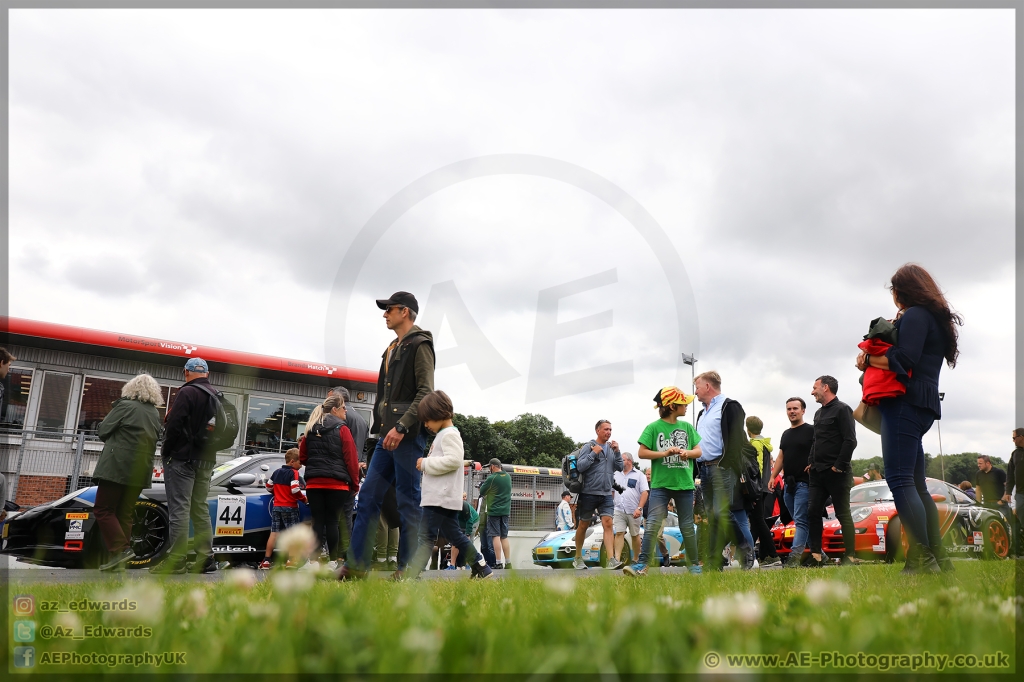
[151,357,219,574]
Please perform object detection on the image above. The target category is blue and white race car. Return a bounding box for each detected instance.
[532,512,696,568]
[1,454,310,569]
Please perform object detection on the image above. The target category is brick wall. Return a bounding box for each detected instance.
[15,475,70,507]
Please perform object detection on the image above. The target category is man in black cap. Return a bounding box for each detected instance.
[341,292,435,580]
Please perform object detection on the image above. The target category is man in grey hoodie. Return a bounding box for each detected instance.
[573,420,625,570]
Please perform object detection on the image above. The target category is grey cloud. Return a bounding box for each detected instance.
[9,9,1014,459]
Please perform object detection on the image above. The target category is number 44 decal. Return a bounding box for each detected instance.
[215,495,246,536]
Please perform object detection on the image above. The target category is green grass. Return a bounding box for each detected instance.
[7,562,1019,675]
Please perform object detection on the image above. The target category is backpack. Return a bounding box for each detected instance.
[562,447,585,494]
[194,383,240,454]
[737,442,763,500]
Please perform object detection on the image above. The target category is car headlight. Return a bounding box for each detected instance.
[851,506,872,523]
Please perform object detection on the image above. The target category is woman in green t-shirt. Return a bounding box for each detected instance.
[623,387,703,577]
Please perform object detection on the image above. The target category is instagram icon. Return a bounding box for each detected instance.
[12,595,34,616]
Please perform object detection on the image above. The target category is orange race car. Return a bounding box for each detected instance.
[771,477,1012,562]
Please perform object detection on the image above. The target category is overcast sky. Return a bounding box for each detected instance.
[9,9,1015,463]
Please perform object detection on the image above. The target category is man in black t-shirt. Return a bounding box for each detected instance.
[768,397,815,567]
[975,455,1007,508]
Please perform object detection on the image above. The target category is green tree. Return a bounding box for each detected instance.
[452,413,518,464]
[850,456,885,477]
[925,452,1006,484]
[493,413,577,468]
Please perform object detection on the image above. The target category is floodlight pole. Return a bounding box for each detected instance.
[682,353,697,426]
[937,392,945,482]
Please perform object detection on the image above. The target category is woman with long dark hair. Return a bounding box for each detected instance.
[856,263,962,573]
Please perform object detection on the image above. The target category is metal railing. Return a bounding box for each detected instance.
[468,467,565,532]
[0,427,104,506]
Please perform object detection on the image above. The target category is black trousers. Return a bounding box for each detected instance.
[306,488,353,561]
[807,468,856,557]
[748,493,778,559]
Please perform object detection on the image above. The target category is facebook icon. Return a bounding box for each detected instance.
[13,646,35,668]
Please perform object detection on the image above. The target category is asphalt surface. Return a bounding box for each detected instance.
[0,563,791,584]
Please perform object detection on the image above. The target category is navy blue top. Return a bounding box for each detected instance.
[884,306,946,418]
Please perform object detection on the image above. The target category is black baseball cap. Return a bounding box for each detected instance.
[376,291,419,314]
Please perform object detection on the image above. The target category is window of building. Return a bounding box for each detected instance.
[282,401,318,450]
[246,397,285,451]
[77,376,127,434]
[220,392,244,454]
[165,386,181,417]
[36,372,74,433]
[1,368,34,427]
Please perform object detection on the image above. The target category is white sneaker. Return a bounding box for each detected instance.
[299,559,320,572]
[573,557,588,570]
[326,560,339,571]
[752,559,760,570]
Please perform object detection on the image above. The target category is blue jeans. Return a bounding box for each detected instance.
[479,516,497,566]
[731,507,755,549]
[879,398,941,552]
[638,488,697,568]
[410,506,479,578]
[700,461,752,567]
[783,480,810,554]
[348,432,426,571]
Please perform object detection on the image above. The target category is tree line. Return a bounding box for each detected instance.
[849,453,1008,486]
[451,412,579,469]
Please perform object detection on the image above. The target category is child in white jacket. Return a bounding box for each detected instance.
[413,390,493,579]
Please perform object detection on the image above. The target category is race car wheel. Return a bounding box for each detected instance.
[126,500,170,569]
[982,519,1010,560]
[884,517,908,563]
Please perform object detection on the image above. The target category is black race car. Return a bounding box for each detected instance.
[1,453,311,569]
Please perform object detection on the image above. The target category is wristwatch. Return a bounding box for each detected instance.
[395,423,409,435]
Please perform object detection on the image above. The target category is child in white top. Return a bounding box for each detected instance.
[412,390,493,580]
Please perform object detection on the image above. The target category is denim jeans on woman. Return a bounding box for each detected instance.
[637,488,697,568]
[879,397,941,553]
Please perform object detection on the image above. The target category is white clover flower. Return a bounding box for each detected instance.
[100,582,165,625]
[278,524,317,562]
[180,588,208,620]
[247,602,280,620]
[894,602,918,618]
[805,580,851,605]
[271,570,315,595]
[53,611,81,632]
[656,595,683,611]
[401,627,443,653]
[702,592,765,627]
[224,568,259,590]
[544,576,575,595]
[995,597,1019,620]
